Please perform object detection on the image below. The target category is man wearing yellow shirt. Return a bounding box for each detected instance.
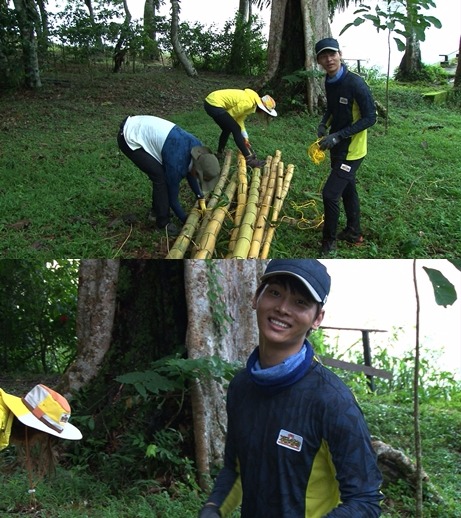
[204,89,277,168]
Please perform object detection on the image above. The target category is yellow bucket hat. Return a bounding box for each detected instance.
[0,385,82,447]
[257,94,277,116]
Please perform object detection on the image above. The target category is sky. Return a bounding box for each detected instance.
[330,0,460,73]
[132,0,460,73]
[319,259,461,380]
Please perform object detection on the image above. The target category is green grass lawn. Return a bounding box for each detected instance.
[1,393,460,517]
[1,65,460,258]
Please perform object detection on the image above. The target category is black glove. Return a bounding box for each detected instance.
[198,504,221,518]
[317,122,327,138]
[319,132,342,150]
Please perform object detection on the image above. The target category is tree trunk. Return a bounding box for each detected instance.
[454,35,461,89]
[257,0,330,114]
[238,0,251,22]
[34,0,49,56]
[113,1,132,73]
[228,12,251,74]
[0,46,11,87]
[12,0,42,88]
[170,0,198,77]
[83,0,94,19]
[396,31,422,81]
[185,260,266,488]
[144,0,161,61]
[258,0,288,90]
[58,260,120,400]
[83,0,103,49]
[300,0,330,114]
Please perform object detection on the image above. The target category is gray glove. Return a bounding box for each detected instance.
[198,504,221,518]
[317,122,327,138]
[319,132,342,150]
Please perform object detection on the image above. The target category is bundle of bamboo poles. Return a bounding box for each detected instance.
[165,149,294,259]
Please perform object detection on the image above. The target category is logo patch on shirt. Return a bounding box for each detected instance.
[339,97,348,105]
[276,429,303,452]
[340,163,352,172]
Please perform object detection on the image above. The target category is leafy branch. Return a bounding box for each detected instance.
[115,354,240,399]
[340,0,442,133]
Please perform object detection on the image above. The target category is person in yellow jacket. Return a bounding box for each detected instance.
[204,89,277,168]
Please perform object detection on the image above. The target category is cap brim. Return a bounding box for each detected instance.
[256,102,277,117]
[317,46,340,56]
[2,392,82,440]
[191,145,212,160]
[260,270,322,303]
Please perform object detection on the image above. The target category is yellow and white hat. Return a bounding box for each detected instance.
[257,94,277,116]
[0,384,82,441]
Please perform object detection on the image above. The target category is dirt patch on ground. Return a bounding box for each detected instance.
[7,64,252,119]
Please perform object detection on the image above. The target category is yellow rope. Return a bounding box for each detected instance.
[307,139,326,165]
[286,200,324,229]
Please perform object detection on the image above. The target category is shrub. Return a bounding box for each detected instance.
[395,62,449,85]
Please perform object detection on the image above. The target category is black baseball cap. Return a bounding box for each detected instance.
[261,259,331,305]
[315,38,340,56]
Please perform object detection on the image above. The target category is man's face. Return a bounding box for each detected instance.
[254,280,324,352]
[317,50,342,76]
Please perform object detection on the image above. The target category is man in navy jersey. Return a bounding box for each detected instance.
[315,38,376,256]
[199,259,383,518]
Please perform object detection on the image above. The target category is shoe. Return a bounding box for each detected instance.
[320,240,337,256]
[245,154,266,168]
[337,228,364,245]
[159,222,179,238]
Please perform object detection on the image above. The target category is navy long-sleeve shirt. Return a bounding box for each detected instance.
[321,65,376,161]
[207,348,383,517]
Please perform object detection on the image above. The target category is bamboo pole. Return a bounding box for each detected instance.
[192,150,234,251]
[192,170,238,259]
[257,161,271,207]
[260,163,294,259]
[166,151,233,259]
[247,159,284,259]
[226,153,248,254]
[165,204,204,259]
[229,168,262,259]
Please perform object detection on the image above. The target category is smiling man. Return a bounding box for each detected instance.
[314,38,377,256]
[199,259,383,518]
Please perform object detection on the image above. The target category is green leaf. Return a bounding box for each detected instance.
[363,14,380,25]
[116,371,178,395]
[448,259,461,272]
[425,16,442,29]
[386,20,396,31]
[423,267,458,307]
[394,37,406,52]
[353,7,371,15]
[339,22,356,35]
[146,444,158,458]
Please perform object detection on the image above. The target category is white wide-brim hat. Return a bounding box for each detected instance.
[1,384,82,440]
[257,94,277,116]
